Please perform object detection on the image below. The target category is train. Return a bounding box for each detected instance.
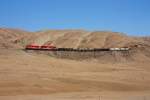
[25,44,130,51]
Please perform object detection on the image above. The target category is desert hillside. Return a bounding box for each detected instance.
[1,28,150,49]
[1,28,149,49]
[0,28,33,48]
[1,28,150,62]
[0,28,150,100]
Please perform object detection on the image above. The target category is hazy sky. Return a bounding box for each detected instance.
[0,0,150,36]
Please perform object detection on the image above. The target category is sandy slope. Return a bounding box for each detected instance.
[0,28,149,49]
[0,49,150,100]
[0,28,33,48]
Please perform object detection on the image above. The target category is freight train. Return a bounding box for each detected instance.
[25,44,130,51]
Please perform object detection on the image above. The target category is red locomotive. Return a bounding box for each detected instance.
[25,44,41,50]
[25,43,56,50]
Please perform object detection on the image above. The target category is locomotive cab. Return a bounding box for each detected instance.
[25,44,41,50]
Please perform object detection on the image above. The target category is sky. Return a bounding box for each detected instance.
[0,0,150,36]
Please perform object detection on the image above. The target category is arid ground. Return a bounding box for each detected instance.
[0,28,150,100]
